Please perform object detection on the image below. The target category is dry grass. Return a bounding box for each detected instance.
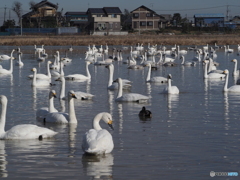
[0,34,240,46]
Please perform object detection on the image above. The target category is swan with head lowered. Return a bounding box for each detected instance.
[56,76,94,100]
[105,64,132,90]
[0,95,58,140]
[65,61,92,80]
[36,90,58,121]
[82,112,114,154]
[114,78,149,102]
[0,49,15,74]
[0,49,15,61]
[222,69,240,92]
[44,90,78,124]
[28,61,52,80]
[144,63,168,83]
[162,74,179,94]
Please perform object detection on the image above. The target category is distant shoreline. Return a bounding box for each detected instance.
[0,34,239,46]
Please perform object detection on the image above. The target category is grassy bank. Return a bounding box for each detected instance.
[0,34,240,46]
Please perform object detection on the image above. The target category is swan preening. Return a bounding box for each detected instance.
[162,74,179,94]
[114,78,149,102]
[44,90,78,124]
[222,69,240,92]
[82,112,114,154]
[0,95,57,140]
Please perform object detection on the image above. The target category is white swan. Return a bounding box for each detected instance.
[177,45,187,55]
[31,68,51,87]
[65,61,92,80]
[203,60,225,79]
[0,49,15,61]
[37,50,45,62]
[15,52,24,67]
[28,61,52,79]
[144,63,167,83]
[222,69,240,92]
[82,112,114,154]
[0,95,57,140]
[162,74,179,94]
[44,90,78,124]
[114,78,149,102]
[180,55,196,66]
[231,59,239,76]
[105,64,131,90]
[36,90,58,120]
[0,49,15,74]
[34,45,44,54]
[56,76,94,100]
[61,50,72,63]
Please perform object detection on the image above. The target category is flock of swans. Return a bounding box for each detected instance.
[0,42,240,155]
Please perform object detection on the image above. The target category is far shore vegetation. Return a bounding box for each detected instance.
[0,32,240,46]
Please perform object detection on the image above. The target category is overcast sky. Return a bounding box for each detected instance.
[0,0,239,25]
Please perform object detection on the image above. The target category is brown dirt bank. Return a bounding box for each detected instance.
[0,34,240,46]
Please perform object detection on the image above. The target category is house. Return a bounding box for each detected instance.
[65,12,88,32]
[86,7,125,35]
[194,14,225,28]
[130,5,166,31]
[22,0,60,28]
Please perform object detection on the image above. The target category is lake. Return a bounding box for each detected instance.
[0,44,239,179]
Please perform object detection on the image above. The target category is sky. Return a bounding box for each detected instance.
[0,0,239,25]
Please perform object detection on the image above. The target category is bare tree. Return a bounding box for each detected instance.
[29,1,36,9]
[12,1,22,26]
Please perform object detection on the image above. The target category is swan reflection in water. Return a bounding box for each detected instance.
[167,94,179,118]
[0,141,7,177]
[82,153,114,179]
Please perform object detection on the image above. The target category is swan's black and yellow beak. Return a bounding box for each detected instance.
[108,120,114,130]
[72,93,77,99]
[53,93,57,98]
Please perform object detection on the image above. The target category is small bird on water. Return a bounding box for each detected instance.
[138,106,152,118]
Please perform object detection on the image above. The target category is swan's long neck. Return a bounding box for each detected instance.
[93,113,103,130]
[108,65,114,87]
[49,96,55,113]
[204,62,208,78]
[9,58,13,73]
[157,53,163,64]
[168,78,172,94]
[208,59,213,73]
[117,79,123,98]
[32,71,37,86]
[47,62,51,78]
[18,54,22,63]
[85,63,91,79]
[181,57,185,64]
[223,73,229,92]
[146,65,151,81]
[68,97,77,123]
[60,77,65,99]
[234,61,237,74]
[0,100,7,135]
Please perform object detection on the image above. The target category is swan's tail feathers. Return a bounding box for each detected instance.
[40,132,58,139]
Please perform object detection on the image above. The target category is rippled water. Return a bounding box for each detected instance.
[0,44,240,179]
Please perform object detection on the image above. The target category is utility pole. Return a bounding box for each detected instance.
[226,5,229,21]
[4,6,6,23]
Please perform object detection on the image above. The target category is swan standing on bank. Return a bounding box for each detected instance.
[114,78,149,102]
[65,61,92,80]
[36,90,58,120]
[44,90,78,124]
[162,74,179,94]
[82,112,114,154]
[0,95,57,140]
[56,76,94,100]
[144,63,167,83]
[0,49,15,74]
[222,69,240,92]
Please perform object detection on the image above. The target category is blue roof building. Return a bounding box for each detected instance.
[194,13,225,27]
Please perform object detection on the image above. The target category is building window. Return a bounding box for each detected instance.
[111,14,117,18]
[140,21,146,26]
[133,13,139,18]
[147,21,153,26]
[146,13,153,17]
[45,9,52,16]
[109,23,113,29]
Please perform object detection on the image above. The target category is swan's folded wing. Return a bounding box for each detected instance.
[45,112,69,123]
